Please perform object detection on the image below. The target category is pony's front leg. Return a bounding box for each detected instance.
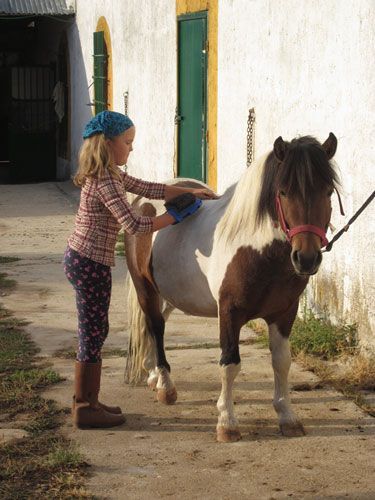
[216,305,244,442]
[269,319,305,437]
[217,363,241,442]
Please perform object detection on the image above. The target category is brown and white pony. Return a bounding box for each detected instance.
[124,133,340,442]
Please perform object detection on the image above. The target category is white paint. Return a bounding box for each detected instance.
[217,363,241,431]
[269,324,300,427]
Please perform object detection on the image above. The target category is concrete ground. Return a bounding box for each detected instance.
[0,181,374,500]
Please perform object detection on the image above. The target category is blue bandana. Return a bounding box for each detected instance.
[83,111,134,139]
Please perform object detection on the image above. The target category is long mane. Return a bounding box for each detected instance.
[215,136,340,248]
[215,153,275,248]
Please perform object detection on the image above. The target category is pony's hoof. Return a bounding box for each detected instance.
[216,427,242,443]
[156,387,177,405]
[280,422,306,437]
[147,379,157,391]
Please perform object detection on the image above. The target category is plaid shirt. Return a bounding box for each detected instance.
[68,169,165,266]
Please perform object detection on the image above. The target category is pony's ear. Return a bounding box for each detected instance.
[322,132,337,160]
[273,136,287,162]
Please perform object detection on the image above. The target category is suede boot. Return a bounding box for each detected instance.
[72,361,122,415]
[73,361,125,429]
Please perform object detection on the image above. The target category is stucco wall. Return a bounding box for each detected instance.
[68,0,177,183]
[217,0,375,349]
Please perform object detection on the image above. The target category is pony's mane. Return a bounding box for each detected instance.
[216,136,340,247]
[215,153,271,246]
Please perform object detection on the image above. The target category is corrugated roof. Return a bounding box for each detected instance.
[0,0,75,16]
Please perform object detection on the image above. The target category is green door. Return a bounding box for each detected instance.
[93,31,108,114]
[177,12,208,181]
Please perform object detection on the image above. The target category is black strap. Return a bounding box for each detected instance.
[324,190,375,252]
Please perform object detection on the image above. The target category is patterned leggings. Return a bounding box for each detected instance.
[63,246,112,363]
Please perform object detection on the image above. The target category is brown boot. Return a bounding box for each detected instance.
[73,361,126,429]
[72,361,123,415]
[72,396,122,415]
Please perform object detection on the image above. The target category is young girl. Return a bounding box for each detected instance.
[64,110,216,429]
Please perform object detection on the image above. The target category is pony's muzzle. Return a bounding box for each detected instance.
[291,248,322,275]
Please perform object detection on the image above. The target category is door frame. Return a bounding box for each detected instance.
[177,10,208,182]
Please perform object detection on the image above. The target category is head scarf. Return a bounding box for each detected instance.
[83,111,134,139]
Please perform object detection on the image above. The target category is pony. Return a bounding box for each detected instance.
[124,133,340,442]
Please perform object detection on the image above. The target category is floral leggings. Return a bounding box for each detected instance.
[63,247,112,363]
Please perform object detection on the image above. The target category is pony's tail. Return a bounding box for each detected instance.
[124,276,156,385]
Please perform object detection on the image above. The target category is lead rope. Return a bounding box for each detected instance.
[324,189,375,252]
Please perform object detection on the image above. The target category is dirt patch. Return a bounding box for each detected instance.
[1,182,375,499]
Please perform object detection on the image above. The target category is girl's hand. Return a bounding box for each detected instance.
[191,188,219,200]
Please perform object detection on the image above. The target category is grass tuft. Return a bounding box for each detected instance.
[45,443,84,469]
[0,272,17,291]
[0,256,20,264]
[290,315,357,359]
[248,316,357,359]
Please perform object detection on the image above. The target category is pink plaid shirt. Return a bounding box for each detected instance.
[67,168,165,266]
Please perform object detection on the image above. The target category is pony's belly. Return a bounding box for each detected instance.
[153,263,218,317]
[152,230,218,317]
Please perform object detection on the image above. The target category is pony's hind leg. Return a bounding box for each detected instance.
[152,301,176,400]
[143,307,177,405]
[125,278,177,404]
[146,301,175,393]
[269,319,305,437]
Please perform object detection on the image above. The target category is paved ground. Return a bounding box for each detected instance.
[0,181,374,500]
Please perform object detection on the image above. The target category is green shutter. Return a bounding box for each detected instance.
[93,31,108,114]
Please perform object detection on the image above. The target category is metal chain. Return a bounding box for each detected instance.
[246,107,256,167]
[123,91,129,115]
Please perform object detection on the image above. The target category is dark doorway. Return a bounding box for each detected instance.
[0,13,73,183]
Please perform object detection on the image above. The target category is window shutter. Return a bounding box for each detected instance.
[93,31,108,114]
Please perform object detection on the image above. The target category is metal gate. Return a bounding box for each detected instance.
[8,65,56,182]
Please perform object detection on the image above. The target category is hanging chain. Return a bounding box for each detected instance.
[246,107,256,167]
[123,91,129,115]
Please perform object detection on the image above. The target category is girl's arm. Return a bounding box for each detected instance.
[152,213,176,231]
[164,185,218,201]
[122,172,166,199]
[121,170,218,201]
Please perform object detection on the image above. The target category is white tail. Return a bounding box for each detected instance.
[124,276,156,385]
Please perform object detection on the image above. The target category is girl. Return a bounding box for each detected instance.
[64,110,216,429]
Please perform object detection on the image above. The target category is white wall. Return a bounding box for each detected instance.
[217,0,375,349]
[68,0,177,183]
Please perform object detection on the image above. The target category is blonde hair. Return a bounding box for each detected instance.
[73,133,122,187]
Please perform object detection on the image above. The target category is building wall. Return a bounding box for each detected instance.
[68,0,177,183]
[217,0,374,348]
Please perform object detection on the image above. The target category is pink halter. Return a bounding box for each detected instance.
[275,193,329,248]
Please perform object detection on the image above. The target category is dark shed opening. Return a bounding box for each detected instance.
[0,0,75,183]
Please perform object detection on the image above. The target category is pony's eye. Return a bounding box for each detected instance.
[327,189,334,197]
[280,190,287,197]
